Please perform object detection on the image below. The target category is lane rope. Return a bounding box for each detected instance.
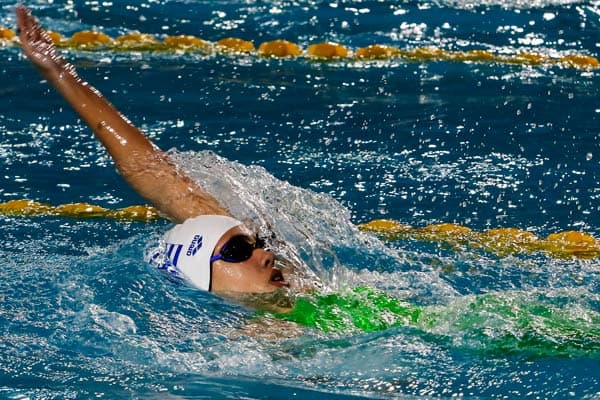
[0,199,160,221]
[2,23,597,256]
[0,199,597,258]
[359,219,600,259]
[1,27,598,69]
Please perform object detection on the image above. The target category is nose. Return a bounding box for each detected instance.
[258,248,275,268]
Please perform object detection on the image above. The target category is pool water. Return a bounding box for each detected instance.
[1,0,600,398]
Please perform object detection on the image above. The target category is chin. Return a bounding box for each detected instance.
[214,285,274,297]
[219,287,295,311]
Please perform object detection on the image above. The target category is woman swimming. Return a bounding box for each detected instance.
[16,4,290,297]
[15,6,600,356]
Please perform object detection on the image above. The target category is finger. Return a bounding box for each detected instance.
[16,5,35,44]
[17,5,52,50]
[16,5,35,35]
[15,4,28,27]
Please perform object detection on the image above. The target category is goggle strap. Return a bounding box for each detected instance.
[209,254,223,263]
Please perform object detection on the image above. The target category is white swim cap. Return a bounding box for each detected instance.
[162,215,243,291]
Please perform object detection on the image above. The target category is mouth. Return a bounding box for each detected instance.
[269,267,289,288]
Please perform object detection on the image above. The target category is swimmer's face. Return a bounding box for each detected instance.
[210,226,289,294]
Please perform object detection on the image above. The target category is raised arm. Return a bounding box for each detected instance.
[16,5,229,222]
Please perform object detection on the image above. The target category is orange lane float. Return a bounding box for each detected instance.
[559,54,600,69]
[163,35,211,51]
[0,199,160,222]
[509,52,546,65]
[477,227,540,256]
[359,219,412,240]
[114,32,160,50]
[416,223,474,241]
[1,200,598,258]
[258,39,302,57]
[307,41,348,59]
[457,49,496,62]
[358,219,600,259]
[2,25,598,69]
[68,30,112,47]
[543,231,600,258]
[402,47,448,61]
[216,37,254,53]
[46,30,63,44]
[356,44,401,59]
[0,27,15,40]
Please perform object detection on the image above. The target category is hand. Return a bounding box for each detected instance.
[16,5,70,79]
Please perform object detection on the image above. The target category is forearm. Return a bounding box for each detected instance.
[17,5,230,222]
[47,67,154,155]
[16,4,141,154]
[46,67,230,222]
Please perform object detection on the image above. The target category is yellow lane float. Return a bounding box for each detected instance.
[414,223,474,246]
[68,30,112,48]
[216,37,255,53]
[509,52,545,65]
[114,32,160,51]
[543,231,599,258]
[163,35,211,51]
[1,25,598,69]
[307,41,348,59]
[1,200,598,258]
[356,44,401,59]
[402,47,448,61]
[358,218,600,259]
[0,27,15,40]
[456,49,496,62]
[0,199,159,222]
[477,228,540,256]
[46,30,63,44]
[359,219,412,240]
[0,199,53,215]
[258,39,302,57]
[559,54,600,69]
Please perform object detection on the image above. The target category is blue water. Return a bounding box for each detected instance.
[1,0,600,398]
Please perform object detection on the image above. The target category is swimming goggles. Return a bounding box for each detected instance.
[210,235,266,263]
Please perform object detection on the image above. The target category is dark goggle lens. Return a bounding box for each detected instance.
[219,235,265,263]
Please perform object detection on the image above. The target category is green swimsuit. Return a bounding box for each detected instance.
[271,287,600,357]
[273,286,421,333]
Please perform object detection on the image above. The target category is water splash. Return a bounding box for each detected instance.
[166,149,457,300]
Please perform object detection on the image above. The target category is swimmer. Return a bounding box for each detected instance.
[16,5,291,299]
[14,6,600,357]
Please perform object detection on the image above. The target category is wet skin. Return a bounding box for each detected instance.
[16,5,294,301]
[210,226,289,295]
[16,5,288,297]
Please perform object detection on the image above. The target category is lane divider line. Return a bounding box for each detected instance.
[1,27,598,69]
